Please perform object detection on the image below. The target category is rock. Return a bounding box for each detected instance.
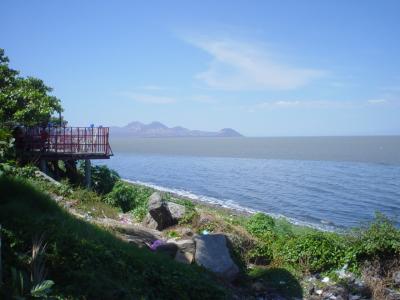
[142,213,159,230]
[143,192,174,230]
[175,250,194,264]
[393,271,400,286]
[194,234,239,281]
[386,288,400,300]
[167,238,195,264]
[167,202,186,222]
[321,286,348,300]
[155,243,178,258]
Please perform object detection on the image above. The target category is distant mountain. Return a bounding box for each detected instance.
[110,121,243,138]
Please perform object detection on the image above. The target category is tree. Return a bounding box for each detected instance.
[0,48,63,127]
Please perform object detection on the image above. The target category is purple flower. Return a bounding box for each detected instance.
[149,239,165,251]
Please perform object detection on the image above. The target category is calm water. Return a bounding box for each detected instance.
[96,136,400,230]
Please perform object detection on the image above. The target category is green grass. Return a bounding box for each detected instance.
[0,176,226,299]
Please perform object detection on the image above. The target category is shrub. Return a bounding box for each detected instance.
[80,163,120,194]
[246,213,275,238]
[247,240,274,265]
[346,213,400,267]
[106,181,152,214]
[105,181,136,212]
[279,232,346,273]
[132,202,148,221]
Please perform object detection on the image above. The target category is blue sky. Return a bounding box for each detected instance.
[1,0,400,136]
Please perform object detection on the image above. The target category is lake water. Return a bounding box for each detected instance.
[95,136,400,230]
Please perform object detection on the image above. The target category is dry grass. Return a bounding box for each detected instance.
[362,258,400,299]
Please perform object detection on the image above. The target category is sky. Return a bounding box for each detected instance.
[1,0,400,136]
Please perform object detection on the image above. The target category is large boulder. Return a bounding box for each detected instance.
[194,234,239,281]
[142,193,186,230]
[168,239,196,264]
[143,192,174,230]
[167,202,186,222]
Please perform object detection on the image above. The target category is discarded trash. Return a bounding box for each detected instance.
[322,276,330,283]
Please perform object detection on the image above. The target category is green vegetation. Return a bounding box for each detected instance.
[242,212,400,275]
[106,181,152,220]
[79,163,120,195]
[0,176,226,299]
[0,48,62,128]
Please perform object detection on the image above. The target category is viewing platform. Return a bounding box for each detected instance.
[16,126,113,160]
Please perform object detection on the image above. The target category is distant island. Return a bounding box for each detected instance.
[110,121,243,138]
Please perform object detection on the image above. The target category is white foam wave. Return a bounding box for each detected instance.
[122,178,338,232]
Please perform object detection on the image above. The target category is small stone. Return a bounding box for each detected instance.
[350,295,361,300]
[393,271,400,286]
[316,289,323,295]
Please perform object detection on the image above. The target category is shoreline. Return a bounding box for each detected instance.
[121,178,338,232]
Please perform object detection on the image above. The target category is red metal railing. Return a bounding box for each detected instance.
[21,126,112,156]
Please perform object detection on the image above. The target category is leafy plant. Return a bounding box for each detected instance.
[106,181,151,213]
[346,213,400,269]
[280,232,346,273]
[8,233,55,299]
[0,48,63,127]
[246,213,275,238]
[79,163,120,194]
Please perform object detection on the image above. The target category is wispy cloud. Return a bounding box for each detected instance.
[367,99,386,104]
[133,85,169,91]
[247,100,355,112]
[247,98,391,112]
[184,36,326,90]
[120,92,177,104]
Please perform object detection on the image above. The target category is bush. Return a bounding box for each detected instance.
[80,163,120,194]
[105,181,152,215]
[246,213,275,238]
[346,213,400,267]
[280,232,346,273]
[247,239,274,265]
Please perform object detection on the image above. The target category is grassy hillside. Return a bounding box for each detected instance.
[0,176,226,299]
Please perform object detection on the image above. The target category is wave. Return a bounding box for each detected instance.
[122,178,339,232]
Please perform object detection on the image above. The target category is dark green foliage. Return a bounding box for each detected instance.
[0,176,226,299]
[79,163,120,194]
[346,213,400,267]
[105,180,138,212]
[106,181,152,219]
[279,232,347,273]
[0,127,14,161]
[246,213,275,238]
[0,49,62,127]
[246,239,274,265]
